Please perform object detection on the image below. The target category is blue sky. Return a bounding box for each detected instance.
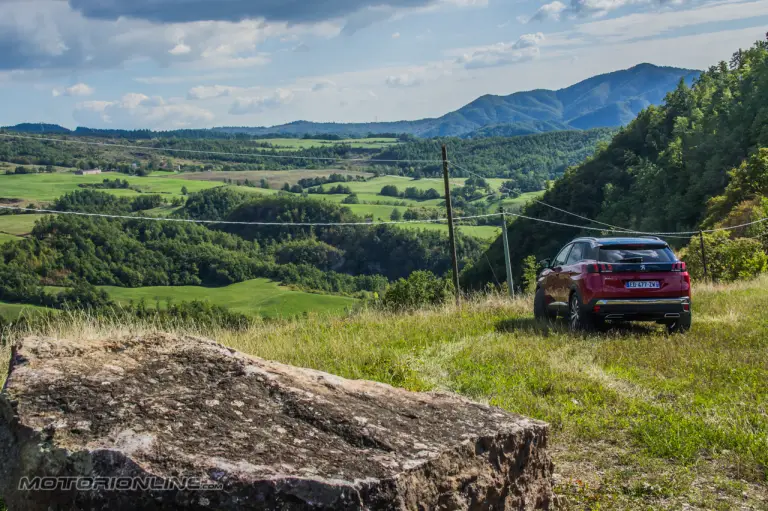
[1,0,766,130]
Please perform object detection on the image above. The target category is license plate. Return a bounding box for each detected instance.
[625,281,660,289]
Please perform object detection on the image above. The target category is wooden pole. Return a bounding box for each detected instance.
[442,145,461,305]
[699,231,709,280]
[501,209,515,298]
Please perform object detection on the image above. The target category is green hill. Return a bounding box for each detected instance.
[100,279,355,319]
[465,38,768,288]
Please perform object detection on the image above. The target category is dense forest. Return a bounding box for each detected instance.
[373,129,615,185]
[464,38,768,288]
[0,189,484,314]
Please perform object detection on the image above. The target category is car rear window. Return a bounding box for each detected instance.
[598,245,676,263]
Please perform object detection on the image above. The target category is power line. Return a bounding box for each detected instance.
[451,162,767,238]
[0,205,502,227]
[0,132,443,165]
[533,199,636,233]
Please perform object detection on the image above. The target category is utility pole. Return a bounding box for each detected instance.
[699,231,709,280]
[501,209,515,299]
[442,145,461,305]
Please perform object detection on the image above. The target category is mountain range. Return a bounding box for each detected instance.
[5,63,700,139]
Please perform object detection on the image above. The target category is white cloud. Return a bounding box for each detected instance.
[169,43,191,55]
[455,33,545,69]
[187,85,240,100]
[385,73,423,87]
[229,88,295,115]
[52,82,95,97]
[392,32,401,38]
[572,0,768,42]
[529,1,568,22]
[311,79,337,92]
[74,93,214,129]
[0,0,340,73]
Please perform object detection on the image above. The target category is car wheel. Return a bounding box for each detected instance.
[534,287,548,320]
[667,313,692,334]
[569,293,595,332]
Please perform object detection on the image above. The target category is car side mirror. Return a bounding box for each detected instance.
[538,259,551,270]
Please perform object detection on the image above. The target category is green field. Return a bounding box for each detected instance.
[0,233,21,245]
[500,191,545,212]
[0,172,531,242]
[0,172,221,202]
[0,301,49,321]
[99,279,356,319]
[0,214,46,235]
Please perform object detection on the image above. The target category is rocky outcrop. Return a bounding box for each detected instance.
[0,334,553,510]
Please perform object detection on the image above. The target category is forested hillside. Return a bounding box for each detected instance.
[374,129,615,186]
[464,38,768,288]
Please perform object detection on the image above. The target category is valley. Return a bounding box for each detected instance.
[0,7,767,508]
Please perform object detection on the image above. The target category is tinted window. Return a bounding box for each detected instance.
[553,244,572,267]
[599,245,676,263]
[566,243,587,264]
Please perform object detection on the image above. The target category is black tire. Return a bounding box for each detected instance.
[667,313,692,334]
[569,292,597,332]
[534,287,547,320]
[534,287,555,321]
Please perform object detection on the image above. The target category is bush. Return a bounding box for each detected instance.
[680,231,768,282]
[520,255,539,293]
[381,271,453,311]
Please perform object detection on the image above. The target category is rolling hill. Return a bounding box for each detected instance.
[4,63,699,140]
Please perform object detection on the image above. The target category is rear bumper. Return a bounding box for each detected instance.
[587,297,691,322]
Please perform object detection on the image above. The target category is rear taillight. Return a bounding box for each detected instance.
[586,263,613,273]
[672,262,687,272]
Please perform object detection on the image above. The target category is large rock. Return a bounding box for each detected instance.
[0,334,553,510]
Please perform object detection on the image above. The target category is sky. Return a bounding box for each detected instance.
[1,0,766,130]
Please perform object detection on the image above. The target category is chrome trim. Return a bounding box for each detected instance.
[595,297,690,306]
[665,313,681,318]
[605,314,625,320]
[548,301,568,309]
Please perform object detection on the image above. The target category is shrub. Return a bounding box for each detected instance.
[520,255,539,293]
[680,231,768,282]
[381,271,453,311]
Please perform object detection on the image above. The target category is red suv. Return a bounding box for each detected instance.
[534,237,692,333]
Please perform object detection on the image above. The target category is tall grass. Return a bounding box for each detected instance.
[2,278,767,509]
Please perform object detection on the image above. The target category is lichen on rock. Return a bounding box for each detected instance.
[0,334,553,510]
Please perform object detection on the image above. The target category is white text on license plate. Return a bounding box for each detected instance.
[626,281,660,289]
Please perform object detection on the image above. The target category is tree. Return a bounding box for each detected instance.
[380,185,400,197]
[342,194,360,204]
[181,186,188,196]
[390,209,402,221]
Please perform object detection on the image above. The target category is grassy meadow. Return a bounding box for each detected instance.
[0,171,220,202]
[4,276,766,509]
[98,279,355,319]
[0,214,46,235]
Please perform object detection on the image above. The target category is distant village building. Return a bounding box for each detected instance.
[75,169,102,176]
